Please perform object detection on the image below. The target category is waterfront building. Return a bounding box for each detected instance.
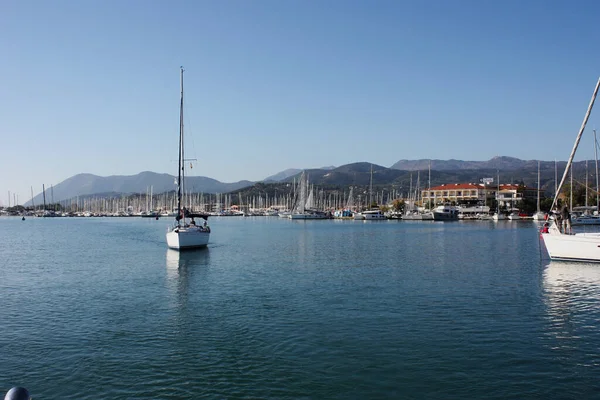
[421,183,543,208]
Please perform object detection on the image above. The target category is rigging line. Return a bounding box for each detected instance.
[181,90,200,176]
[551,78,600,212]
[565,178,600,196]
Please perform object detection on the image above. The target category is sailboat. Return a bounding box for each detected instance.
[541,77,600,262]
[532,161,546,221]
[354,164,386,220]
[288,171,328,219]
[166,67,211,250]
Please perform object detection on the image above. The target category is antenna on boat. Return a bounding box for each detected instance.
[551,77,600,212]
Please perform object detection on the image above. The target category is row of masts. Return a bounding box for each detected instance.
[10,185,403,214]
[7,184,51,210]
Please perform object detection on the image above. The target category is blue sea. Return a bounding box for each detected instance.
[1,217,600,399]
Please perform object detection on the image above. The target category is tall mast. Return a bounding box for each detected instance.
[416,170,420,203]
[537,161,541,213]
[409,173,412,203]
[31,186,35,210]
[497,170,500,213]
[570,166,573,211]
[595,129,599,213]
[369,164,373,207]
[42,184,47,211]
[177,66,184,223]
[555,160,557,199]
[586,160,589,208]
[428,160,431,209]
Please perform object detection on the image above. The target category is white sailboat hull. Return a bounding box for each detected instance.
[289,212,328,219]
[571,215,600,225]
[166,227,210,250]
[362,211,386,220]
[542,227,600,262]
[532,212,546,221]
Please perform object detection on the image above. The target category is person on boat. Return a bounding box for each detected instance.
[190,218,196,226]
[561,204,571,234]
[555,212,562,233]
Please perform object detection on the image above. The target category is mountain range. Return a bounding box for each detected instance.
[25,156,595,206]
[28,172,253,206]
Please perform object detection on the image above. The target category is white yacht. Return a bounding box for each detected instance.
[361,209,387,220]
[432,204,459,221]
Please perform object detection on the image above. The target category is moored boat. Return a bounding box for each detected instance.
[542,77,600,262]
[361,209,387,220]
[166,67,211,250]
[433,204,459,221]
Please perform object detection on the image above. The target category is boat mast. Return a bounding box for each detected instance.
[586,160,588,208]
[536,161,541,213]
[570,167,573,211]
[416,170,420,204]
[497,170,501,214]
[595,129,599,213]
[554,160,557,197]
[177,66,185,224]
[551,77,600,211]
[369,164,373,207]
[428,160,431,209]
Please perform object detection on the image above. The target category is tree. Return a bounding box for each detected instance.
[540,198,554,212]
[392,199,405,212]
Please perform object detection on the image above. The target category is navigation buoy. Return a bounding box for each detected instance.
[21,217,25,221]
[4,387,30,400]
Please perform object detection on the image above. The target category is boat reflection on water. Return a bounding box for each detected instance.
[543,261,600,296]
[166,248,210,307]
[166,248,210,275]
[543,261,600,344]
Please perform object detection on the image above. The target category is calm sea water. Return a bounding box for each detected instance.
[1,217,600,399]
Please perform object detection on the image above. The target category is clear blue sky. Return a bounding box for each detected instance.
[1,0,599,205]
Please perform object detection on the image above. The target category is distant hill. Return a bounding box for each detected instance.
[274,160,575,195]
[264,166,336,182]
[263,169,303,182]
[26,172,253,206]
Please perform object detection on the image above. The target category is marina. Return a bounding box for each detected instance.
[2,216,600,398]
[3,1,600,398]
